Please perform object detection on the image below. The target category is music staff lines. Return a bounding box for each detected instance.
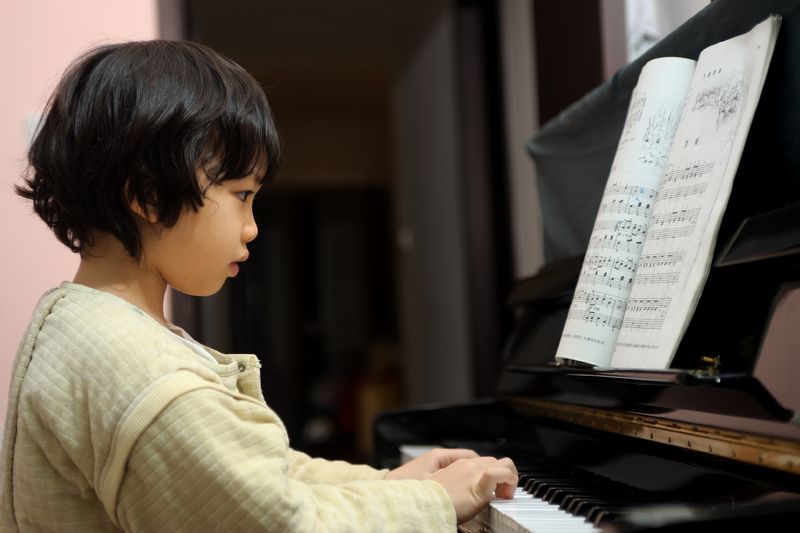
[638,251,686,268]
[650,207,700,226]
[606,183,658,197]
[626,296,671,313]
[633,272,680,285]
[568,296,671,331]
[589,218,648,255]
[662,161,715,184]
[621,316,665,330]
[579,264,635,291]
[589,236,644,256]
[600,201,651,218]
[572,289,627,313]
[656,182,708,201]
[567,309,623,330]
[584,255,637,272]
[648,224,695,240]
[598,183,657,218]
[592,219,648,235]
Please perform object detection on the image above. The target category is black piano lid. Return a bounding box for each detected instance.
[715,201,800,267]
[498,364,794,422]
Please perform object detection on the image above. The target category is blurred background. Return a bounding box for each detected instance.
[0,0,707,463]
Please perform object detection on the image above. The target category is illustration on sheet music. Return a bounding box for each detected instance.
[692,68,746,128]
[639,105,683,166]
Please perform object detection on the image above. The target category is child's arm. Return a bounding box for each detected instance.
[113,389,457,532]
[285,448,389,484]
[285,446,484,485]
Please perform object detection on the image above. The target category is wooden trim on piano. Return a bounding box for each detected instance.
[510,398,800,475]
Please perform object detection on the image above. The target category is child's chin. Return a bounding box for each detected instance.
[172,279,226,297]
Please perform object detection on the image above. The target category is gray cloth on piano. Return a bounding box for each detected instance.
[528,0,800,264]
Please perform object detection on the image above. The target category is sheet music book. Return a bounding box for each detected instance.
[555,15,781,369]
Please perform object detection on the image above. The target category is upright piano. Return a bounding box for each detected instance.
[374,0,800,530]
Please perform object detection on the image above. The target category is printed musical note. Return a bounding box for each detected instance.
[580,255,637,285]
[662,161,715,184]
[650,208,700,226]
[598,183,658,218]
[567,309,624,330]
[656,182,708,201]
[626,297,672,313]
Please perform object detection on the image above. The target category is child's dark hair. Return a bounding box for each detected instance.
[17,39,281,259]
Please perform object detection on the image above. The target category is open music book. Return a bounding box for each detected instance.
[555,15,781,369]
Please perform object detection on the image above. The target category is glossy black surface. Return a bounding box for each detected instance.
[374,399,800,530]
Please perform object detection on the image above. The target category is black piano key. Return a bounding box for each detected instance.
[533,481,574,498]
[555,488,607,508]
[593,509,623,526]
[548,487,578,505]
[564,494,629,514]
[511,458,659,528]
[525,473,582,490]
[525,476,566,494]
[586,503,630,525]
[543,484,584,502]
[577,497,646,516]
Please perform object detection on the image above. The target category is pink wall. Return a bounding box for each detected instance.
[0,1,159,426]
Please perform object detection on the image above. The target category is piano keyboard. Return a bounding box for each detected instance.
[459,454,652,532]
[399,445,651,532]
[465,487,602,532]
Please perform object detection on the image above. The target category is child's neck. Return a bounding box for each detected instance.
[73,235,169,327]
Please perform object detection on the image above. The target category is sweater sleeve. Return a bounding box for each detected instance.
[114,388,456,532]
[286,448,389,485]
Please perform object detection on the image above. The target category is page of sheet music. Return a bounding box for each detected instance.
[611,16,780,369]
[555,57,696,367]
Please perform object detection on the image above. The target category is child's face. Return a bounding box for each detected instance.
[142,170,261,296]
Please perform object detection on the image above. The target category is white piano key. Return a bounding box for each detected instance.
[482,488,602,533]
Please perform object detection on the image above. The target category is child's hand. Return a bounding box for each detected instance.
[429,456,518,524]
[384,448,479,480]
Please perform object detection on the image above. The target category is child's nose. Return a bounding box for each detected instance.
[243,215,258,243]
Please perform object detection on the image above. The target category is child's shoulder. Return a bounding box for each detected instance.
[46,282,161,334]
[31,282,193,366]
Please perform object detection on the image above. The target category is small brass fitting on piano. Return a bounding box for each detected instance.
[697,354,721,375]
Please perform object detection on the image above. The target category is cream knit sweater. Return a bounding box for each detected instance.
[0,283,456,532]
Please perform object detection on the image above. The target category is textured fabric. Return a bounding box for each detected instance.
[0,283,456,532]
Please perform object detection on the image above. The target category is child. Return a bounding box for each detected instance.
[0,40,517,532]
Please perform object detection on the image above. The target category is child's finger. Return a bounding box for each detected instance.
[494,481,517,500]
[476,466,519,501]
[433,448,480,467]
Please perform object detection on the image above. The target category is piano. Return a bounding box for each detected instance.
[373,0,800,530]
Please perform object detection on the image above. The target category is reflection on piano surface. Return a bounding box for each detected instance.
[374,0,800,530]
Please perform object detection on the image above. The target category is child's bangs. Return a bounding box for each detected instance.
[204,88,280,185]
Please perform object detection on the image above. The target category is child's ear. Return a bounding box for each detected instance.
[129,197,159,225]
[125,181,160,224]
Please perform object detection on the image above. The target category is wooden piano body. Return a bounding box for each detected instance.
[374,0,800,530]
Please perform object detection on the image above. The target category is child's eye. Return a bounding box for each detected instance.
[235,191,254,202]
